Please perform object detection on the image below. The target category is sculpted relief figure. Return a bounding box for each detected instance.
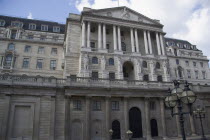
[83,54,89,70]
[101,56,106,70]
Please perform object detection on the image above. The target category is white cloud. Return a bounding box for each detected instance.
[27,12,33,19]
[75,0,210,58]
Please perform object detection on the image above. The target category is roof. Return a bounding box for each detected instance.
[0,15,65,34]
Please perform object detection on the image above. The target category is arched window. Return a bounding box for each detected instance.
[178,66,183,78]
[142,61,147,68]
[121,42,126,51]
[92,57,98,64]
[157,75,162,82]
[156,62,160,69]
[109,58,114,65]
[143,74,149,81]
[5,54,13,67]
[8,43,15,50]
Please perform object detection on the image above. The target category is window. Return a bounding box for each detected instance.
[90,42,96,51]
[73,100,82,110]
[11,21,23,27]
[156,62,160,69]
[50,60,56,70]
[24,45,31,53]
[22,58,29,68]
[8,43,15,50]
[150,101,156,110]
[40,35,46,41]
[106,43,110,50]
[185,61,189,66]
[157,75,162,82]
[187,70,191,79]
[0,20,5,26]
[36,59,43,69]
[29,23,36,30]
[41,25,48,31]
[120,31,124,36]
[91,27,96,33]
[4,54,13,67]
[0,56,3,66]
[200,62,203,68]
[143,75,149,81]
[176,59,179,65]
[174,49,177,56]
[53,26,60,32]
[38,47,44,54]
[92,71,98,79]
[143,61,147,68]
[106,29,110,34]
[111,101,119,110]
[109,58,114,65]
[121,42,126,51]
[202,71,206,79]
[27,35,34,39]
[195,71,198,79]
[11,30,17,39]
[193,62,196,67]
[109,72,115,80]
[92,57,98,64]
[51,48,57,55]
[93,101,101,111]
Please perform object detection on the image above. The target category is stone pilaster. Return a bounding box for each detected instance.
[160,98,167,139]
[145,97,152,140]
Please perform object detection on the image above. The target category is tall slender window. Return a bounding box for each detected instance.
[8,43,15,50]
[50,60,56,70]
[22,58,29,68]
[5,54,13,67]
[36,59,43,69]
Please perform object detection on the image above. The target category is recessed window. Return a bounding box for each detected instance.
[106,43,110,50]
[27,35,34,39]
[193,62,196,67]
[24,45,31,53]
[41,25,48,31]
[106,29,110,34]
[200,62,203,68]
[156,62,160,69]
[202,71,206,79]
[111,101,119,110]
[157,75,162,82]
[40,35,46,41]
[93,101,101,111]
[0,20,5,26]
[29,23,36,30]
[8,43,15,50]
[176,59,179,65]
[143,61,147,68]
[150,101,156,110]
[53,26,60,32]
[91,27,96,33]
[109,72,115,80]
[11,30,17,39]
[187,70,191,79]
[185,61,189,66]
[51,48,57,55]
[50,60,56,70]
[109,58,114,65]
[92,71,98,79]
[22,58,29,68]
[11,21,23,28]
[92,57,98,64]
[4,54,13,67]
[143,74,149,81]
[73,100,82,110]
[38,46,45,54]
[195,71,198,79]
[36,59,43,69]
[90,42,96,51]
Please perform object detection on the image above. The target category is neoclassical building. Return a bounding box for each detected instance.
[0,6,210,140]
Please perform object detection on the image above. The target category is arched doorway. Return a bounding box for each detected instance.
[129,107,143,138]
[123,61,134,80]
[150,119,158,137]
[112,120,121,139]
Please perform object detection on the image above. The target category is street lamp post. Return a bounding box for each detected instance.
[193,108,207,140]
[109,129,113,140]
[126,130,133,140]
[165,80,197,140]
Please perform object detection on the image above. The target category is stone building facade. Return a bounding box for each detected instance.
[0,6,210,140]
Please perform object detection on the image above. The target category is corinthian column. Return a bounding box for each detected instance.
[144,30,149,54]
[118,26,122,51]
[147,31,152,54]
[82,21,86,47]
[160,34,165,55]
[87,22,90,48]
[156,32,161,55]
[130,28,135,52]
[98,23,102,49]
[113,25,117,51]
[103,24,106,49]
[135,29,139,53]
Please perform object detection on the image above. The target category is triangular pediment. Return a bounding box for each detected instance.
[83,7,162,26]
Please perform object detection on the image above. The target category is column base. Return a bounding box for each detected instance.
[131,52,141,56]
[146,54,155,58]
[81,47,91,52]
[98,49,108,53]
[114,50,123,54]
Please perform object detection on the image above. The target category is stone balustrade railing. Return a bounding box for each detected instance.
[0,74,174,89]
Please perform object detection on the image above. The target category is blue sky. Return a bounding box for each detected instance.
[0,0,81,23]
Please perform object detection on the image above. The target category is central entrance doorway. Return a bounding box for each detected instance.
[123,61,134,80]
[151,119,158,137]
[129,107,143,138]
